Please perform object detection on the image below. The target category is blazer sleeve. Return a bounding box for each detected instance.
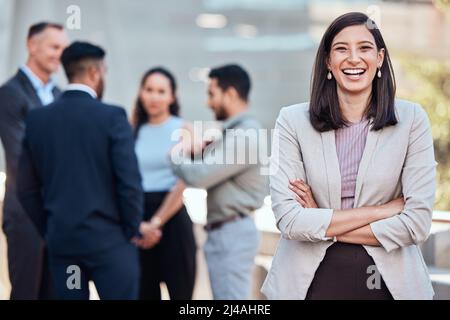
[109,108,144,239]
[270,107,333,242]
[16,117,47,237]
[0,85,18,119]
[0,85,26,145]
[370,104,437,253]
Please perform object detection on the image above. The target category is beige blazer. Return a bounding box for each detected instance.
[261,99,437,300]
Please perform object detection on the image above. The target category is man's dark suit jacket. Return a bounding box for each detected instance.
[0,69,61,299]
[0,69,60,218]
[17,89,144,256]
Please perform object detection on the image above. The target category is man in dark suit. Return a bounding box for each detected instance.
[17,41,151,299]
[0,22,68,299]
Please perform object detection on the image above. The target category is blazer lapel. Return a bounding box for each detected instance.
[353,123,381,206]
[321,130,342,210]
[52,86,62,100]
[17,70,42,108]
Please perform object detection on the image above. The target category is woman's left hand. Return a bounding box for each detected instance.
[289,179,318,208]
[133,222,163,249]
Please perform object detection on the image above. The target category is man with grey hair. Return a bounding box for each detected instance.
[0,22,68,299]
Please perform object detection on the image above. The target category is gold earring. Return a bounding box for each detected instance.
[377,67,382,78]
[327,70,332,80]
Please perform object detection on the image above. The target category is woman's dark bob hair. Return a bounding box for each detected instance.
[310,12,397,132]
[132,67,180,136]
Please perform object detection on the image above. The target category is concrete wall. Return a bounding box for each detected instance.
[0,0,14,175]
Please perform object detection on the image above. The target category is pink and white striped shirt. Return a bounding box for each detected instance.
[335,119,370,209]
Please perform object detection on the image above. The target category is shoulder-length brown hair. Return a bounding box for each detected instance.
[310,12,397,132]
[131,67,180,137]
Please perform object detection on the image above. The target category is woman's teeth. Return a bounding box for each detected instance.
[342,68,365,75]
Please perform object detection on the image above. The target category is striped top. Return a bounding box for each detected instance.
[335,119,370,209]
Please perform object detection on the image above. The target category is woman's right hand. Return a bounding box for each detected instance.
[377,197,405,219]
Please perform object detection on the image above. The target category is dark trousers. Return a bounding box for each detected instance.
[3,209,56,300]
[48,241,139,300]
[139,192,197,300]
[306,242,394,300]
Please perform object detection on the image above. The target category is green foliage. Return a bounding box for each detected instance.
[397,57,450,210]
[435,0,450,19]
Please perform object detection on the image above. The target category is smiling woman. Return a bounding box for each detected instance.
[262,12,437,300]
[309,12,397,132]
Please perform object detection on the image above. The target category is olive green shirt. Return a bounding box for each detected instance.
[171,112,269,224]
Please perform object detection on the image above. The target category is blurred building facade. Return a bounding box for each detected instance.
[0,0,449,300]
[0,0,449,174]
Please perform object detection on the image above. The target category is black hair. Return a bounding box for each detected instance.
[60,41,106,81]
[208,64,251,102]
[131,67,180,136]
[310,12,397,132]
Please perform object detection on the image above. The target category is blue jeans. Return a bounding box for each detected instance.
[204,216,260,300]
